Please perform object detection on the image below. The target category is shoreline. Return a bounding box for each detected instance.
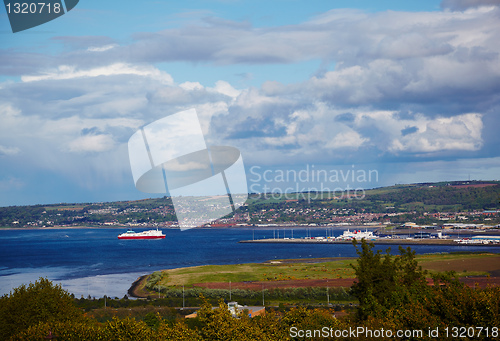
[239,238,500,246]
[0,226,126,231]
[0,225,371,230]
[128,275,149,298]
[1,225,498,233]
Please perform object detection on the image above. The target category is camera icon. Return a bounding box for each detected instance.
[128,109,248,230]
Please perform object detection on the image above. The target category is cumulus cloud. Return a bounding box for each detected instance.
[211,92,488,166]
[4,4,496,78]
[388,113,483,153]
[3,3,497,166]
[0,4,499,204]
[79,5,499,76]
[169,6,495,118]
[0,57,248,204]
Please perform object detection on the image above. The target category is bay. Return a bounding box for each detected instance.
[0,228,497,298]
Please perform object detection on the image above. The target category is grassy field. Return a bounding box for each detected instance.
[150,253,500,288]
[417,252,500,277]
[157,258,356,287]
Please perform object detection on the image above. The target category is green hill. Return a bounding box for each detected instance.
[1,181,499,228]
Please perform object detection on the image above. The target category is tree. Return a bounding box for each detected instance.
[0,277,84,340]
[349,240,500,336]
[143,311,160,330]
[349,239,428,321]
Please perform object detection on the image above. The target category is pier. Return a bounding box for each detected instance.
[239,238,500,246]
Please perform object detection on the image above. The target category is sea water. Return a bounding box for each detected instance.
[0,228,496,298]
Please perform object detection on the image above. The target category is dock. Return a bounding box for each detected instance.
[239,238,500,246]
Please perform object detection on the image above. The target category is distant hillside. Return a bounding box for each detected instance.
[0,181,499,228]
[248,181,500,212]
[364,181,500,211]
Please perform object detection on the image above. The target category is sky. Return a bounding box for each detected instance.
[0,0,499,206]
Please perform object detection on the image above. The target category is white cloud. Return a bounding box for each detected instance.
[99,5,499,74]
[21,63,174,84]
[211,80,241,99]
[179,81,204,91]
[67,134,116,153]
[87,44,118,52]
[0,145,20,156]
[327,131,369,150]
[386,113,483,153]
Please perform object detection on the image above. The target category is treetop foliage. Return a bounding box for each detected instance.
[0,278,84,340]
[350,239,500,336]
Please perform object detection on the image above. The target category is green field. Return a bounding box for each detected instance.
[147,252,500,289]
[157,259,355,287]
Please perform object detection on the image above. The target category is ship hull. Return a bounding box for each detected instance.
[118,235,165,240]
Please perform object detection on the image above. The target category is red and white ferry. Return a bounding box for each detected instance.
[117,228,165,240]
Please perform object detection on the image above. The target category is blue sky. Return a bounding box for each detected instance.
[0,0,499,206]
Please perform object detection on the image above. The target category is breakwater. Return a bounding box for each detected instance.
[239,238,500,246]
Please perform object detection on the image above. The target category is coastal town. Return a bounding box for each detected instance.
[1,181,499,232]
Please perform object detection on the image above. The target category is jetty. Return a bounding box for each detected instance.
[240,228,500,246]
[239,238,482,246]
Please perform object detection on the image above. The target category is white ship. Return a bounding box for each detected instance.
[336,229,377,241]
[117,228,165,240]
